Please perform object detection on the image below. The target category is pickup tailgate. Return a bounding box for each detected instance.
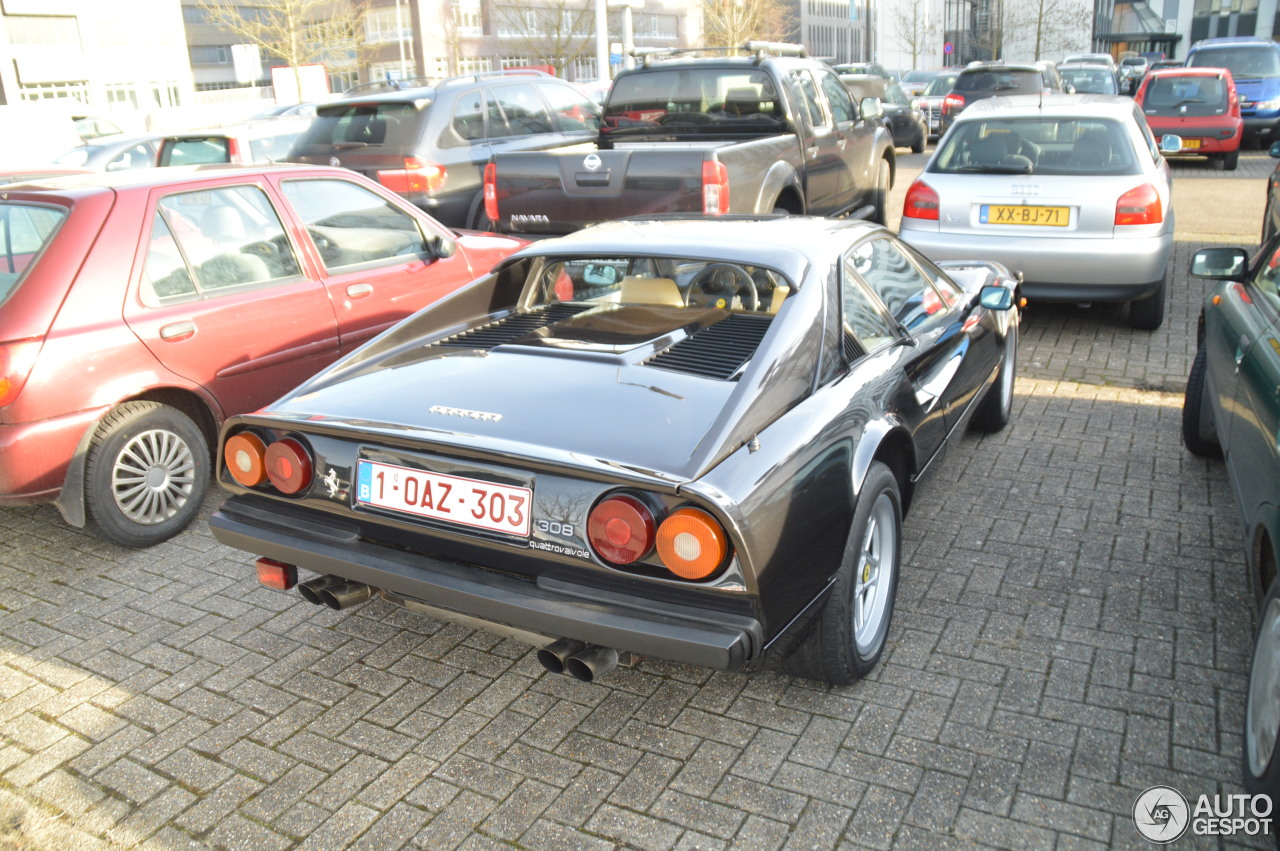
[490,144,721,235]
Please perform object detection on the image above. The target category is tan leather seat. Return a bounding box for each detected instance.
[620,276,683,306]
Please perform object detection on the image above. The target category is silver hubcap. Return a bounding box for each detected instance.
[853,493,897,654]
[1248,596,1280,777]
[111,428,196,525]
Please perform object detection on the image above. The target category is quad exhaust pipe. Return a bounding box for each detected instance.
[297,575,371,610]
[537,639,619,682]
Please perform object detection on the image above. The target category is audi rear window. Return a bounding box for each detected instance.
[295,102,426,151]
[0,203,67,303]
[930,118,1140,176]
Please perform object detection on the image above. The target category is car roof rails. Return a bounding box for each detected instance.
[343,76,436,95]
[630,42,808,67]
[436,68,555,88]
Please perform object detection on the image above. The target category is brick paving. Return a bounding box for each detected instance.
[0,149,1275,849]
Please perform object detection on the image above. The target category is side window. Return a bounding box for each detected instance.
[539,82,602,133]
[487,84,554,138]
[841,253,897,352]
[282,178,429,272]
[790,71,827,128]
[107,143,157,171]
[165,138,230,165]
[848,236,954,331]
[452,93,486,141]
[1252,245,1280,314]
[817,70,855,124]
[1132,104,1160,162]
[141,185,301,305]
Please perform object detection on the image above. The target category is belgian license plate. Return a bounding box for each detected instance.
[356,459,531,537]
[1181,138,1202,149]
[980,204,1069,227]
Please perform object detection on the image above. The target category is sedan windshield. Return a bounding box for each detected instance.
[930,118,1139,176]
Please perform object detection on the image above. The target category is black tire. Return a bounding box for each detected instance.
[1224,150,1240,171]
[971,318,1017,432]
[1128,277,1165,330]
[784,461,902,685]
[911,124,925,154]
[1244,577,1280,812]
[1182,347,1223,458]
[467,194,496,232]
[868,159,891,225]
[84,401,209,548]
[1266,203,1278,246]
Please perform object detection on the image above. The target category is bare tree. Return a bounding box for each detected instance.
[703,0,794,48]
[196,0,368,99]
[1014,0,1090,59]
[492,0,596,77]
[889,0,938,70]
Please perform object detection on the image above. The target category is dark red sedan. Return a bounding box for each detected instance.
[0,164,525,547]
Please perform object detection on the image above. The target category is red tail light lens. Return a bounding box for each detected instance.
[264,437,313,495]
[0,339,41,407]
[942,93,965,116]
[903,179,939,221]
[225,136,242,162]
[588,494,656,565]
[377,157,447,194]
[224,432,268,487]
[1115,183,1163,226]
[656,507,728,580]
[702,160,730,215]
[483,162,499,222]
[256,557,297,590]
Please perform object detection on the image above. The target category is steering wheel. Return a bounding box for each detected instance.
[689,263,758,311]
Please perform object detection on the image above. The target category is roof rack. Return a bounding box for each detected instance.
[630,42,808,67]
[344,76,436,95]
[436,68,554,88]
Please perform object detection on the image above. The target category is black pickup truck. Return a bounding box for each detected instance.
[482,43,896,235]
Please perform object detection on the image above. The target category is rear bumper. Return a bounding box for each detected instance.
[899,225,1171,298]
[210,495,764,671]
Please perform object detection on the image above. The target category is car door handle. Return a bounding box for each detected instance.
[159,321,195,341]
[837,137,847,151]
[806,145,819,159]
[346,283,373,298]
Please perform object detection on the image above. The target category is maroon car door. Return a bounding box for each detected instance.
[277,176,477,354]
[124,181,341,418]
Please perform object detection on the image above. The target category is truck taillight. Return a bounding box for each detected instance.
[702,161,730,215]
[942,93,965,116]
[903,179,939,221]
[483,163,499,222]
[1115,183,1162,226]
[226,136,242,162]
[0,339,41,407]
[377,158,447,195]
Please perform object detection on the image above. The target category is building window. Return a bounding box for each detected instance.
[20,82,90,102]
[455,0,484,36]
[457,57,494,74]
[635,13,678,37]
[364,7,413,42]
[190,45,233,64]
[6,15,79,45]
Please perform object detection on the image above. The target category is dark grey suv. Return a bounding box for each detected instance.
[288,71,602,230]
[939,61,1068,136]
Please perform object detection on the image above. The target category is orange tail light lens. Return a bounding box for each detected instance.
[903,179,939,221]
[264,437,313,495]
[657,507,728,580]
[0,339,42,407]
[483,162,499,222]
[1115,183,1163,226]
[224,432,268,487]
[588,494,655,565]
[377,157,446,194]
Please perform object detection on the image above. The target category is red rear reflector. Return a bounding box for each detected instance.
[903,179,939,221]
[483,162,499,222]
[264,437,313,495]
[1115,183,1163,226]
[377,157,446,194]
[224,432,267,487]
[0,339,42,407]
[702,160,730,215]
[588,494,656,565]
[256,558,297,590]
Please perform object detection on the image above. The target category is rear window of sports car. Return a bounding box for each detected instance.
[0,202,67,304]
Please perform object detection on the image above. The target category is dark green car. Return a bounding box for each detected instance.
[1183,243,1280,805]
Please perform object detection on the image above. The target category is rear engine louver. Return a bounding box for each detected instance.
[436,303,591,350]
[645,314,771,380]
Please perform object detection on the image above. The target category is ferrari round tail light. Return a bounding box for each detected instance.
[587,494,656,564]
[656,507,728,580]
[264,437,313,495]
[903,179,939,221]
[483,163,499,222]
[224,432,268,487]
[1115,183,1163,226]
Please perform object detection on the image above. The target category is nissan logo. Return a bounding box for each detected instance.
[583,153,602,171]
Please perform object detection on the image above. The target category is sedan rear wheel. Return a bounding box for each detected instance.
[1181,347,1222,458]
[85,401,209,548]
[784,461,901,685]
[1128,276,1166,330]
[1245,579,1280,802]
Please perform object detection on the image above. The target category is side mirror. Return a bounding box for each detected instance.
[432,234,457,259]
[860,96,884,121]
[1160,134,1183,153]
[1270,140,1280,158]
[1190,246,1248,279]
[978,285,1015,311]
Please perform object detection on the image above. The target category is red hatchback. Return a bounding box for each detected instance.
[0,164,524,546]
[1136,67,1243,170]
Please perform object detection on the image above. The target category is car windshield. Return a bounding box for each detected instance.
[902,70,935,83]
[603,69,787,138]
[1061,67,1117,94]
[527,255,794,315]
[294,102,427,152]
[1188,46,1280,79]
[930,117,1139,176]
[921,74,959,96]
[0,203,67,304]
[1142,75,1229,117]
[954,70,1042,95]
